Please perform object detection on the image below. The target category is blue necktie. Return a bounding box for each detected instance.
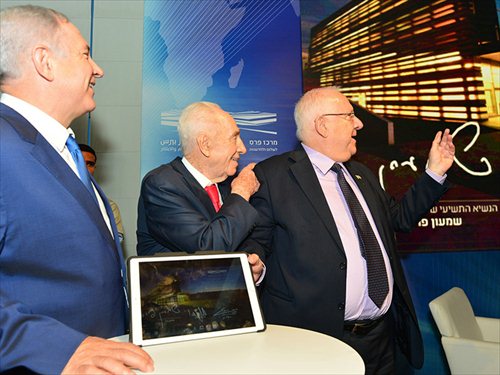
[332,163,389,308]
[66,135,98,204]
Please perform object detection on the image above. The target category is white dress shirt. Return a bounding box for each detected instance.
[182,157,222,203]
[1,93,113,236]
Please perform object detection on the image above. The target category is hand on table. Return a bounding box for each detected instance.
[62,336,154,374]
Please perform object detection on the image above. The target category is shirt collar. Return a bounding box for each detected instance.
[181,157,213,188]
[1,93,73,152]
[302,143,344,175]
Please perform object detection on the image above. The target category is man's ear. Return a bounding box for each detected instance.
[32,45,55,81]
[197,133,211,157]
[315,116,328,138]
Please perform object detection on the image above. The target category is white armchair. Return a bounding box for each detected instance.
[429,287,500,375]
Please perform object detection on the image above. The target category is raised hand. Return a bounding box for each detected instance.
[427,128,455,176]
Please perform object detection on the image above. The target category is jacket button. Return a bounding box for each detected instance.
[337,303,345,310]
[339,262,346,270]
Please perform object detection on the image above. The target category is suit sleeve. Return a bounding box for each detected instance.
[1,176,84,373]
[366,168,450,233]
[0,292,86,373]
[141,172,259,253]
[238,164,275,261]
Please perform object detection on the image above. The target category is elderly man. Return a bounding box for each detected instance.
[240,86,455,374]
[0,5,152,374]
[137,101,264,280]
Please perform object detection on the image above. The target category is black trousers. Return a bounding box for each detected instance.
[342,314,395,375]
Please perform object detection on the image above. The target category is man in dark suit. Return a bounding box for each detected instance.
[0,5,152,374]
[137,101,264,281]
[240,87,455,374]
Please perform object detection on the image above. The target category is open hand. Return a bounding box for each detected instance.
[427,129,455,176]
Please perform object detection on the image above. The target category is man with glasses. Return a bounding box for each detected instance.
[240,86,455,374]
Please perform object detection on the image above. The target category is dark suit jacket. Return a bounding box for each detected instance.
[137,157,259,255]
[0,103,127,374]
[240,147,449,368]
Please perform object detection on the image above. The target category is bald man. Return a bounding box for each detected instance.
[137,101,264,281]
[240,86,455,374]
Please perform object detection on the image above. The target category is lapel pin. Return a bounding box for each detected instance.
[355,175,362,180]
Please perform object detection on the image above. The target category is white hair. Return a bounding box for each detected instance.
[294,86,341,141]
[178,102,227,154]
[0,5,68,84]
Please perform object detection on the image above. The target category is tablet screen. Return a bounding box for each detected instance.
[128,253,265,346]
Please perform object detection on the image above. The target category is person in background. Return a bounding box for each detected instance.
[0,5,153,374]
[240,86,455,374]
[79,143,125,243]
[137,101,264,282]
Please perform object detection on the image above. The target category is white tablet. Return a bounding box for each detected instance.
[128,252,266,346]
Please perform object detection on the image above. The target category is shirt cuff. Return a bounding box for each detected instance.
[255,263,266,286]
[426,168,446,185]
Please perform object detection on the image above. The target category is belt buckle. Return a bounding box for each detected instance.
[351,322,367,334]
[345,318,380,335]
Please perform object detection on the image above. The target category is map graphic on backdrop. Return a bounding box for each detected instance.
[141,0,302,177]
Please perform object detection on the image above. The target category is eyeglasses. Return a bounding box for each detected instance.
[320,111,356,121]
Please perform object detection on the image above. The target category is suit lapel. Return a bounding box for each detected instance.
[171,157,215,214]
[92,176,125,259]
[288,149,346,255]
[3,105,116,249]
[94,179,127,287]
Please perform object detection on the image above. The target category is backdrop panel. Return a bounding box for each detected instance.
[140,0,302,177]
[301,1,500,373]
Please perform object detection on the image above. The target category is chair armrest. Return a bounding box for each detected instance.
[476,316,500,342]
[442,336,500,375]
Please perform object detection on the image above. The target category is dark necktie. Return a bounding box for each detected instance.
[205,184,221,212]
[66,135,98,204]
[331,163,389,308]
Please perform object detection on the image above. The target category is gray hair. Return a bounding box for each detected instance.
[294,86,341,141]
[178,102,227,154]
[0,5,68,84]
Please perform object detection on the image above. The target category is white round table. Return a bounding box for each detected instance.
[112,324,365,374]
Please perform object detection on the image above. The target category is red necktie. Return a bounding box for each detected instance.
[205,184,221,212]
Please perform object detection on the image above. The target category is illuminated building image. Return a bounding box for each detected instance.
[305,0,500,128]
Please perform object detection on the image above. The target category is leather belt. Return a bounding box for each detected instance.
[344,315,384,335]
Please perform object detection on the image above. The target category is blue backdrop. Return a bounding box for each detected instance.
[141,0,302,177]
[140,1,500,374]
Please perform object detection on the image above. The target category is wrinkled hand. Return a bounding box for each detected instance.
[62,336,154,375]
[247,253,265,283]
[427,129,455,176]
[231,163,260,201]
